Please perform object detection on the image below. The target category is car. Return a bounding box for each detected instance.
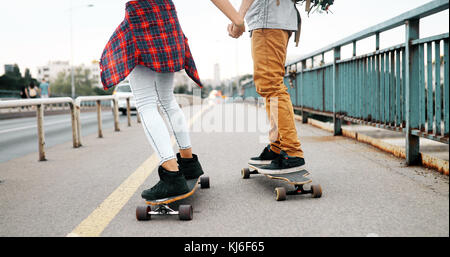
[112,81,136,115]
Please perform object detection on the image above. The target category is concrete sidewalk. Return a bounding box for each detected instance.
[0,103,448,237]
[299,116,449,175]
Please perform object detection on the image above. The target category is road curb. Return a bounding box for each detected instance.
[295,115,449,176]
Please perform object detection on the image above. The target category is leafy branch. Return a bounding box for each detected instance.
[295,0,335,15]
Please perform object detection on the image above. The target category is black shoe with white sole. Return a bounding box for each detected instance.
[249,145,280,165]
[257,150,306,174]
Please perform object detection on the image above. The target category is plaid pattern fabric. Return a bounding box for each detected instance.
[100,0,202,90]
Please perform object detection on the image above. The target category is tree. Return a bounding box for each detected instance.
[51,68,112,97]
[23,68,32,86]
[0,64,33,91]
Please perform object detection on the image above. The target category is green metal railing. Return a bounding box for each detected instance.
[0,90,21,99]
[241,0,449,165]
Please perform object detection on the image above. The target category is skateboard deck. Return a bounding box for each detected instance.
[136,176,210,221]
[242,164,322,201]
[248,164,312,185]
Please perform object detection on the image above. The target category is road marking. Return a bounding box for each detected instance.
[0,116,98,135]
[67,105,209,237]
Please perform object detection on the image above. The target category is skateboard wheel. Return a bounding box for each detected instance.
[179,205,193,221]
[136,206,151,221]
[311,185,322,198]
[275,187,287,201]
[200,176,210,189]
[241,168,250,179]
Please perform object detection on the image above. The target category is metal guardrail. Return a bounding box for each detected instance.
[74,95,139,147]
[0,97,77,161]
[0,94,198,162]
[241,0,449,165]
[0,96,135,161]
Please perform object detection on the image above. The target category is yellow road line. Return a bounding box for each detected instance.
[67,105,209,237]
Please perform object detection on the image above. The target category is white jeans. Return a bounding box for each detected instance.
[128,65,191,165]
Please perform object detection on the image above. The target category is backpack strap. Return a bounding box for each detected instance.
[294,3,302,47]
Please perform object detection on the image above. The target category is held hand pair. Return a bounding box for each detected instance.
[227,22,245,39]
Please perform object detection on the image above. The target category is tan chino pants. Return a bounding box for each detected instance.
[251,29,304,158]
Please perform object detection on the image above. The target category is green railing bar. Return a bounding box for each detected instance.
[435,40,442,135]
[419,44,426,131]
[444,39,449,137]
[412,33,449,45]
[395,49,401,127]
[287,0,449,66]
[427,42,433,133]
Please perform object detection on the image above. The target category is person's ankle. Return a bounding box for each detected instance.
[161,159,179,172]
[179,154,193,159]
[179,149,193,159]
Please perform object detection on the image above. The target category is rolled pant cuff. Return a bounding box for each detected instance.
[285,151,304,159]
[269,143,282,154]
[159,155,177,166]
[179,145,192,150]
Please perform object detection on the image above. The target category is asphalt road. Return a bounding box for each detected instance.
[0,103,448,237]
[0,110,133,163]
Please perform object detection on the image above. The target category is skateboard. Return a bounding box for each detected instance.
[136,176,210,221]
[241,164,322,201]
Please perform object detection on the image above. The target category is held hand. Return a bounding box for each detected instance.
[227,23,245,39]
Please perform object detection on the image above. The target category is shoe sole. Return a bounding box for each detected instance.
[248,159,273,165]
[252,164,307,175]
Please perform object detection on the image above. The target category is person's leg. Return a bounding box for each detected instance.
[152,72,204,180]
[128,66,179,169]
[251,29,305,171]
[128,65,189,200]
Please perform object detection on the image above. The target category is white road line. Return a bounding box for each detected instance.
[67,105,210,237]
[0,116,102,135]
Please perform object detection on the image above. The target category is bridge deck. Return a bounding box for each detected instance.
[0,103,448,237]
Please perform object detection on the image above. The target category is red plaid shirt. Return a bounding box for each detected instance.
[100,0,202,90]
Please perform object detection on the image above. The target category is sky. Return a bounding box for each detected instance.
[0,0,448,81]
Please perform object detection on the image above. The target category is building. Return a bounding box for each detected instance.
[36,60,102,88]
[4,64,15,74]
[37,61,71,82]
[80,60,102,88]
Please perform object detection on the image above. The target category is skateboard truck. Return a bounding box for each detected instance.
[136,176,209,221]
[151,205,178,215]
[136,204,194,221]
[275,184,322,201]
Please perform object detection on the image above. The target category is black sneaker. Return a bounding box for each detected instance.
[177,153,204,180]
[141,166,190,201]
[249,145,281,165]
[257,150,306,174]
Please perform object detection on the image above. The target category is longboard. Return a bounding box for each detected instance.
[242,164,322,201]
[136,176,210,221]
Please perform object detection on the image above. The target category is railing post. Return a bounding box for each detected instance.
[300,60,308,123]
[136,110,141,124]
[113,98,120,132]
[376,32,380,51]
[126,97,131,127]
[96,100,103,138]
[75,105,82,147]
[69,102,78,148]
[36,104,46,161]
[405,19,421,165]
[333,46,342,136]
